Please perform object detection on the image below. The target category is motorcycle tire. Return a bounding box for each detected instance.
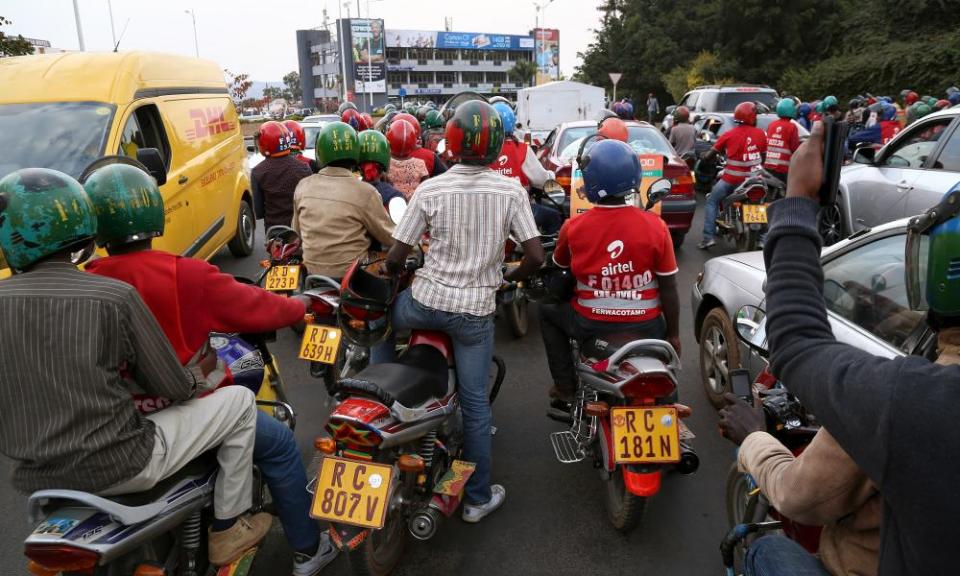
[506,289,529,338]
[347,507,407,576]
[725,461,772,570]
[603,469,647,533]
[735,230,756,253]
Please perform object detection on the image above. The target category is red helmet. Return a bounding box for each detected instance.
[935,99,951,110]
[392,113,421,139]
[257,121,291,157]
[282,120,306,151]
[361,113,374,131]
[597,117,628,142]
[733,102,758,126]
[341,108,363,131]
[674,105,691,123]
[387,119,418,158]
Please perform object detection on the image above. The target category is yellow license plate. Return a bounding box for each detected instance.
[611,407,681,464]
[742,204,768,224]
[298,325,342,365]
[264,265,301,292]
[310,457,394,529]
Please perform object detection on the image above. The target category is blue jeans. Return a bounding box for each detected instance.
[744,536,829,576]
[371,290,496,505]
[702,179,738,241]
[254,411,319,553]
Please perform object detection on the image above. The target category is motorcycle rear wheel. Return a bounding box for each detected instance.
[506,289,529,338]
[347,508,407,576]
[603,469,647,533]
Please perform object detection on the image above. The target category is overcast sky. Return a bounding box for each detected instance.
[4,0,603,81]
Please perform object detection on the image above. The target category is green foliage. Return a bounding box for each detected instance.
[283,71,300,102]
[508,59,539,87]
[0,16,34,57]
[577,0,960,104]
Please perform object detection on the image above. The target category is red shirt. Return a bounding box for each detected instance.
[763,119,800,175]
[715,125,767,184]
[881,121,902,145]
[489,139,529,188]
[554,205,678,323]
[411,146,436,175]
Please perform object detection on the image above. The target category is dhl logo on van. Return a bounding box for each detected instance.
[185,107,236,141]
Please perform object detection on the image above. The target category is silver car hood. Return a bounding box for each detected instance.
[719,250,766,271]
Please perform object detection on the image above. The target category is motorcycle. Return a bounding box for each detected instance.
[721,305,822,574]
[715,169,786,252]
[22,316,297,576]
[257,225,305,295]
[304,259,506,576]
[544,180,700,532]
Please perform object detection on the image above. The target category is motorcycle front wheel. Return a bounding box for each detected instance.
[506,289,529,338]
[347,508,407,576]
[603,469,647,533]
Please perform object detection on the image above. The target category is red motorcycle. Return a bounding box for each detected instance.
[258,226,306,294]
[302,260,505,576]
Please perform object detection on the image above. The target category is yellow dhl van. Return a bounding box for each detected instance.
[0,51,255,275]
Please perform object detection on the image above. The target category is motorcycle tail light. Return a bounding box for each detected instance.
[585,401,609,417]
[310,298,334,316]
[746,186,766,203]
[133,565,166,576]
[555,165,572,194]
[25,545,99,573]
[621,374,676,401]
[314,436,337,454]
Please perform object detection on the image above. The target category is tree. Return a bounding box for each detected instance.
[508,59,539,88]
[0,16,34,57]
[283,71,300,102]
[224,69,253,109]
[262,86,284,101]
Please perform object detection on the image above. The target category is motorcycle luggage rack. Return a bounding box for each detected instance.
[549,386,598,464]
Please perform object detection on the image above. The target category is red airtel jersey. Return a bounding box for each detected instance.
[881,121,902,145]
[554,205,678,323]
[715,125,767,184]
[490,139,530,188]
[763,119,800,175]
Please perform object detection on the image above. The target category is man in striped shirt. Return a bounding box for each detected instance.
[379,101,544,523]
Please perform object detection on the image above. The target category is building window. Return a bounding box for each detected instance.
[408,48,431,61]
[461,71,484,84]
[436,71,456,84]
[410,72,433,85]
[486,72,507,84]
[311,52,320,66]
[436,49,458,61]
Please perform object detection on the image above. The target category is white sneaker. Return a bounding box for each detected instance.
[292,532,338,576]
[461,484,506,523]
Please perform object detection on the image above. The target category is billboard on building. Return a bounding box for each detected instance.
[534,28,559,84]
[386,29,534,51]
[351,19,386,93]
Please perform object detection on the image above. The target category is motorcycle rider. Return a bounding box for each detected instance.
[763,99,801,183]
[668,105,696,159]
[421,109,446,152]
[376,100,544,523]
[0,168,267,567]
[284,119,319,173]
[697,101,767,249]
[386,118,430,199]
[797,102,813,131]
[293,121,395,279]
[252,120,312,229]
[358,128,407,223]
[489,101,562,234]
[82,163,338,575]
[539,139,680,403]
[751,120,960,573]
[879,102,902,145]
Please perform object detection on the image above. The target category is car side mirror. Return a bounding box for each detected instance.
[852,146,875,165]
[665,105,677,115]
[735,305,769,358]
[136,148,168,186]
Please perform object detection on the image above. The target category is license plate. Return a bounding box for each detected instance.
[310,457,394,529]
[264,265,300,292]
[298,325,342,365]
[610,407,681,464]
[742,204,768,224]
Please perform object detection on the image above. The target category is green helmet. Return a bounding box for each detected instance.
[423,109,445,130]
[907,185,960,316]
[416,106,431,122]
[0,168,96,271]
[776,98,797,119]
[822,95,839,110]
[358,129,391,170]
[315,121,360,168]
[403,104,418,115]
[337,101,358,116]
[915,102,933,119]
[83,162,164,248]
[444,100,504,165]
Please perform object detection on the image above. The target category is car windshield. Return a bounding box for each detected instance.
[558,126,674,162]
[718,91,778,112]
[0,102,116,180]
[303,126,322,150]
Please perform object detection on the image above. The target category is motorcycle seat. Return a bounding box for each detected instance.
[580,333,675,364]
[346,344,449,408]
[106,450,218,507]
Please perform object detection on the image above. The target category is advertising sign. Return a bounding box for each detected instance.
[534,28,560,85]
[570,154,665,218]
[351,19,386,93]
[386,29,533,51]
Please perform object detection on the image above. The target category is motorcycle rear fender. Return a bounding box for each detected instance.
[329,523,371,551]
[597,417,615,473]
[622,467,661,497]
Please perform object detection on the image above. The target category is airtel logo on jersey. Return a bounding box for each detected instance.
[607,240,624,259]
[498,155,509,166]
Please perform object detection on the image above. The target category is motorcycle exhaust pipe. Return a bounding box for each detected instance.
[409,505,442,541]
[676,443,700,475]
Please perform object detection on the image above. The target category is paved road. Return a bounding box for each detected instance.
[0,197,746,575]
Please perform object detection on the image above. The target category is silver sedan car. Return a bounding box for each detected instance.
[691,217,935,407]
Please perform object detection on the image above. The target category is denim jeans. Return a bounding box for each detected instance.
[254,411,319,553]
[744,536,829,576]
[371,290,496,505]
[702,178,738,241]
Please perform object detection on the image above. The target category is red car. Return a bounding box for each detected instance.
[536,120,696,247]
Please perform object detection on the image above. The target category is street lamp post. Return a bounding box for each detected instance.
[533,0,555,83]
[72,0,85,51]
[184,9,199,57]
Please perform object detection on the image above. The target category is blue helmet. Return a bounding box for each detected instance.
[798,102,812,118]
[881,102,897,122]
[210,334,265,394]
[950,92,960,106]
[493,102,516,136]
[581,139,640,203]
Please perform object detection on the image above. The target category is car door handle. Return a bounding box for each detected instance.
[178,175,189,185]
[896,180,911,192]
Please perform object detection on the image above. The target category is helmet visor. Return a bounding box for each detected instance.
[905,223,930,311]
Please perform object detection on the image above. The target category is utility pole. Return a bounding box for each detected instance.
[338,3,349,102]
[72,0,85,51]
[184,9,199,57]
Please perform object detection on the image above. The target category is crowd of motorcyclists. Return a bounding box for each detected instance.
[0,80,958,576]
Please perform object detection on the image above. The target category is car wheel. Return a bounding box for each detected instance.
[228,199,255,257]
[699,307,741,409]
[818,202,845,246]
[671,231,686,250]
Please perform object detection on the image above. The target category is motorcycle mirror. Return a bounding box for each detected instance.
[542,179,564,195]
[735,305,769,358]
[388,196,407,225]
[644,178,672,209]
